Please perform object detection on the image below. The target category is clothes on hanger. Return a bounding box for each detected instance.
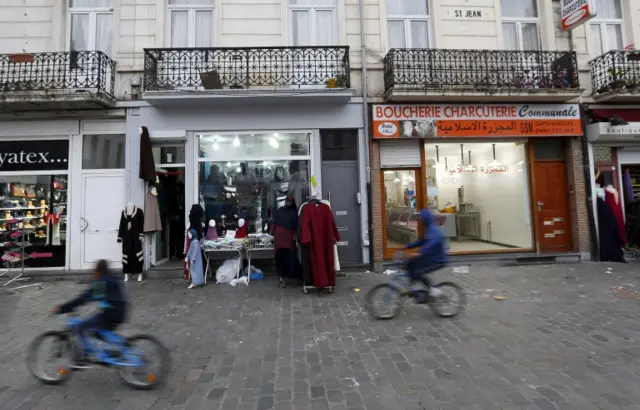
[300,199,340,288]
[117,206,145,274]
[597,197,625,263]
[144,190,162,233]
[605,186,626,246]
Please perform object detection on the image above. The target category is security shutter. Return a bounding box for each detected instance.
[380,140,421,168]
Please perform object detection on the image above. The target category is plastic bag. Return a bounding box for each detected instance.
[216,257,240,284]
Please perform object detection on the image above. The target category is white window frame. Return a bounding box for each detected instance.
[67,1,114,53]
[288,0,337,46]
[166,1,215,47]
[500,0,541,51]
[589,3,624,56]
[386,2,431,49]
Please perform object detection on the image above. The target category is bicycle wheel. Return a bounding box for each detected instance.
[429,282,466,318]
[27,331,74,385]
[365,284,404,320]
[116,335,171,390]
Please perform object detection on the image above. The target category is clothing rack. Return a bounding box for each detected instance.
[0,222,42,292]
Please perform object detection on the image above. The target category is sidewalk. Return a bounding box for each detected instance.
[1,262,640,410]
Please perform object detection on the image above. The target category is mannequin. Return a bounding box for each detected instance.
[118,202,145,282]
[235,218,248,239]
[205,219,218,240]
[185,229,204,289]
[139,126,157,182]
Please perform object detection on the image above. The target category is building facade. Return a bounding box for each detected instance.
[1,0,639,270]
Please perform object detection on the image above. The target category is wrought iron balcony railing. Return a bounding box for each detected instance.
[383,49,579,93]
[143,46,350,92]
[591,50,640,95]
[0,51,116,97]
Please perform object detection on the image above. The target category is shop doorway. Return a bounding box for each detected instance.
[381,168,423,259]
[81,172,125,269]
[151,142,186,268]
[531,140,572,253]
[320,130,362,265]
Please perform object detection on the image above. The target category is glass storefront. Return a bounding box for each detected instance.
[197,132,311,233]
[424,142,533,253]
[0,139,69,268]
[384,170,420,249]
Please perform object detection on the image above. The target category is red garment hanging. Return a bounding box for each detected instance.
[301,201,340,288]
[605,189,626,246]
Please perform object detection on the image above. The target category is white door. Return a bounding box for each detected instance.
[81,173,124,269]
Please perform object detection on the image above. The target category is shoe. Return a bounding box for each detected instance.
[25,211,33,218]
[4,211,11,220]
[27,201,34,208]
[429,287,443,298]
[39,200,46,207]
[23,221,33,229]
[0,224,6,232]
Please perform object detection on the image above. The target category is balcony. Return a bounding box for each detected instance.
[591,50,640,103]
[0,51,116,111]
[142,46,353,106]
[383,49,581,102]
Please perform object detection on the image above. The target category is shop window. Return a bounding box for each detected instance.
[384,170,420,249]
[533,139,565,160]
[424,142,533,253]
[197,132,312,234]
[152,144,186,166]
[198,132,310,160]
[320,129,358,161]
[82,134,125,169]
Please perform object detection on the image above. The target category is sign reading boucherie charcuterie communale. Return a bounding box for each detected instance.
[371,104,582,139]
[561,0,596,31]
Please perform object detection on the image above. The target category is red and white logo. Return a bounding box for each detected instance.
[561,0,596,31]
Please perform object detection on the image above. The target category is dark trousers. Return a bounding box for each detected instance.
[406,253,444,289]
[75,310,125,356]
[275,248,302,279]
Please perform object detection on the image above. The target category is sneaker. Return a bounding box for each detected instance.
[429,287,444,298]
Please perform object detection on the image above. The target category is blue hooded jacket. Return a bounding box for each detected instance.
[405,210,448,264]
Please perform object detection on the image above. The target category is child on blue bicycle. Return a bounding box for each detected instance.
[404,210,447,303]
[53,259,128,367]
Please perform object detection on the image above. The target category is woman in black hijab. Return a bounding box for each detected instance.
[271,196,302,287]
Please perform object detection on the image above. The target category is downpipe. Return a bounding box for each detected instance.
[580,104,599,260]
[358,0,374,271]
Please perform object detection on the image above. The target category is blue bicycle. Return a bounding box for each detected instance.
[27,314,171,390]
[365,258,466,320]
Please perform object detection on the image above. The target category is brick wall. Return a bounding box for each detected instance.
[370,140,384,262]
[566,137,592,255]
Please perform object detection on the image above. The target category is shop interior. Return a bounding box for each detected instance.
[0,175,67,267]
[152,144,186,269]
[197,132,311,236]
[618,164,640,249]
[384,142,534,254]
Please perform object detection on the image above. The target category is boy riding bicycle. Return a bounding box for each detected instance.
[52,259,128,368]
[403,210,447,302]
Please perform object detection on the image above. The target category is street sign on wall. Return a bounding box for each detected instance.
[561,0,597,31]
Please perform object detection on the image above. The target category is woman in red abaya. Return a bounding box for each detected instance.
[605,185,626,246]
[300,201,340,288]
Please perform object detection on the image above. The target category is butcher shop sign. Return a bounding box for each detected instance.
[561,0,597,31]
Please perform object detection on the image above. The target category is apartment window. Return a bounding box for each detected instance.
[501,0,540,50]
[386,0,429,49]
[590,0,623,56]
[68,0,113,53]
[290,0,336,46]
[168,0,215,47]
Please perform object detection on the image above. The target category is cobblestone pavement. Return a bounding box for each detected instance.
[2,262,640,410]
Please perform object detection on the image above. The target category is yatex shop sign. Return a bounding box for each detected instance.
[0,140,69,172]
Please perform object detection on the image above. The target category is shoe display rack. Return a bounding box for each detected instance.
[0,224,41,292]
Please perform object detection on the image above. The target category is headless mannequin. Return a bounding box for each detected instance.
[124,202,144,283]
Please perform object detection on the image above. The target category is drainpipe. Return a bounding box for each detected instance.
[358,0,374,271]
[580,103,599,261]
[569,28,598,261]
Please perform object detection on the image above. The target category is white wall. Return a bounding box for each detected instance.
[3,0,640,99]
[426,142,533,249]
